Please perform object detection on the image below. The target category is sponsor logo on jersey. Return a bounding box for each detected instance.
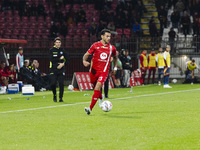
[101,46,108,49]
[100,53,107,60]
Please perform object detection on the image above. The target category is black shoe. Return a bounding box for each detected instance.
[53,96,57,102]
[59,99,64,102]
[105,95,108,98]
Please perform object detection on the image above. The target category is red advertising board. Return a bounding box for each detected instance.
[72,72,114,91]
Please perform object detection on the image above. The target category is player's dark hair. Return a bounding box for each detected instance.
[18,47,23,51]
[54,37,61,43]
[101,29,111,35]
[192,59,195,63]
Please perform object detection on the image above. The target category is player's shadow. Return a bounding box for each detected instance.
[103,113,142,119]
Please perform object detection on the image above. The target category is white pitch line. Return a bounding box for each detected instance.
[0,88,200,114]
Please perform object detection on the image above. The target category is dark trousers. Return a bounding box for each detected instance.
[101,77,109,97]
[50,73,64,99]
[147,68,156,84]
[140,67,147,84]
[158,68,164,81]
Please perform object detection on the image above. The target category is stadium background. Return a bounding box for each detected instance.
[0,0,200,80]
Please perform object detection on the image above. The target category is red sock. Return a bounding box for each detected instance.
[90,90,101,110]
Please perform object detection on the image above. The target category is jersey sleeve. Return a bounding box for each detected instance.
[87,44,95,54]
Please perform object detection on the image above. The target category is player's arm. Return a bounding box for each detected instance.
[113,55,118,74]
[83,52,91,67]
[89,60,93,72]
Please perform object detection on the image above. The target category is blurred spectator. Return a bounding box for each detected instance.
[0,61,9,86]
[104,0,113,10]
[54,9,64,23]
[171,9,180,28]
[107,22,116,31]
[168,28,176,53]
[50,22,59,38]
[181,11,191,37]
[95,0,105,10]
[133,21,142,37]
[135,0,145,19]
[168,0,178,8]
[147,49,156,84]
[149,17,158,37]
[65,8,75,25]
[7,64,17,84]
[175,0,185,15]
[121,49,132,87]
[16,47,24,80]
[158,5,167,35]
[31,60,49,91]
[140,50,148,85]
[37,2,45,16]
[114,51,123,88]
[89,21,98,36]
[193,12,200,36]
[2,0,12,10]
[76,7,87,23]
[20,60,33,83]
[60,22,68,37]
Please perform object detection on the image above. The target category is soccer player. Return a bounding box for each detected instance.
[139,50,148,85]
[49,37,69,102]
[156,47,165,85]
[147,49,156,84]
[83,29,118,115]
[185,59,199,84]
[163,45,172,88]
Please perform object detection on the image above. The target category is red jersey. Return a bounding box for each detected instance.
[87,41,117,73]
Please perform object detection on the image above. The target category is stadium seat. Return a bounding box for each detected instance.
[27,35,33,40]
[77,22,84,29]
[21,16,28,22]
[38,22,44,28]
[5,10,12,16]
[29,23,37,29]
[65,4,72,12]
[6,22,13,29]
[29,16,37,23]
[23,23,29,29]
[18,35,26,39]
[73,35,82,48]
[65,35,73,48]
[34,35,41,40]
[36,29,43,35]
[28,29,35,35]
[4,29,12,36]
[6,17,13,23]
[45,16,51,23]
[0,23,5,29]
[73,4,80,12]
[93,10,99,16]
[38,16,44,23]
[68,29,75,36]
[83,29,89,35]
[81,4,87,10]
[13,10,19,16]
[0,17,5,23]
[81,35,90,48]
[20,29,27,36]
[14,16,21,23]
[11,35,18,39]
[76,29,83,36]
[123,28,131,35]
[85,22,91,28]
[46,22,51,28]
[3,35,10,39]
[90,35,97,43]
[116,29,123,35]
[88,4,95,10]
[14,22,21,29]
[13,29,20,36]
[44,29,50,35]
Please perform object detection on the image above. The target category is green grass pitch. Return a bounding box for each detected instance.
[1,84,200,150]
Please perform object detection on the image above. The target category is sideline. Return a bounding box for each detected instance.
[1,88,200,114]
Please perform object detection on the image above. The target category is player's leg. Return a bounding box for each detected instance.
[147,68,152,84]
[104,77,109,98]
[58,73,64,102]
[49,74,57,102]
[152,68,156,84]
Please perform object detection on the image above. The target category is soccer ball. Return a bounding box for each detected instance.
[100,100,113,112]
[172,79,177,84]
[68,85,74,91]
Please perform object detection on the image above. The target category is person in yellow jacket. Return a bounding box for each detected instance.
[139,50,148,84]
[147,49,156,84]
[156,47,165,85]
[163,45,172,88]
[185,59,199,84]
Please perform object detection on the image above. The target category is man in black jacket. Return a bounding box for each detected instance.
[49,37,69,102]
